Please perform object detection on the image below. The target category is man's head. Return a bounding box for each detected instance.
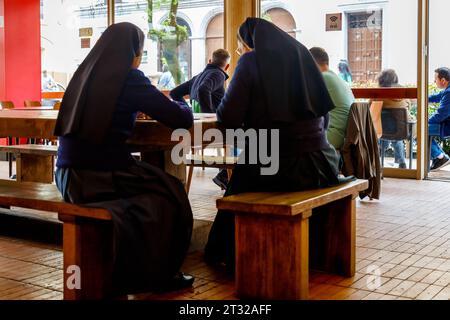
[435,67,450,89]
[209,49,231,71]
[309,47,329,72]
[378,69,399,88]
[43,70,48,77]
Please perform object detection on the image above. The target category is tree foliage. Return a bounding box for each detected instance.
[147,0,188,85]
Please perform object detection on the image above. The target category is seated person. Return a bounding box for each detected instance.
[429,67,450,171]
[157,64,175,90]
[338,60,353,84]
[170,49,232,190]
[204,18,342,272]
[309,47,355,150]
[377,69,412,169]
[170,49,230,113]
[54,23,195,295]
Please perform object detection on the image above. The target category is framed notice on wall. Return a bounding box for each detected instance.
[326,13,342,31]
[81,38,91,49]
[79,27,93,37]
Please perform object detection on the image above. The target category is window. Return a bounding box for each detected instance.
[205,13,224,66]
[264,8,296,38]
[115,0,224,89]
[40,0,108,90]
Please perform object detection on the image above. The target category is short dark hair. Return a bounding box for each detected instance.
[309,47,329,66]
[378,69,399,88]
[435,67,450,82]
[212,49,231,68]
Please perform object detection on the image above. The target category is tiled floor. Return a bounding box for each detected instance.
[1,164,450,300]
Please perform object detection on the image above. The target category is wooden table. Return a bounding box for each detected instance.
[3,106,55,111]
[0,110,219,184]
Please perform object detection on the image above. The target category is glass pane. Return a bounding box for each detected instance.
[115,0,224,89]
[260,0,417,88]
[428,0,450,179]
[260,0,418,170]
[40,0,108,103]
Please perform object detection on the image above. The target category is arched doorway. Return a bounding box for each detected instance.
[264,8,296,38]
[205,13,224,65]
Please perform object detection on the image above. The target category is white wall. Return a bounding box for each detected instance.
[41,0,448,86]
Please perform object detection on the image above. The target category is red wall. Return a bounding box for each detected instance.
[0,0,41,107]
[0,1,5,99]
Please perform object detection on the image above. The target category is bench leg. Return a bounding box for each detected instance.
[59,214,114,300]
[309,195,356,277]
[235,211,310,300]
[17,154,54,183]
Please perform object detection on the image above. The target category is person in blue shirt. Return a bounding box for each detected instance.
[338,60,353,84]
[54,23,195,295]
[170,49,232,190]
[157,64,176,90]
[429,67,450,171]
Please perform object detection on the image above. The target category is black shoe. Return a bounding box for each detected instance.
[153,272,195,293]
[399,163,407,169]
[431,155,450,172]
[213,170,228,190]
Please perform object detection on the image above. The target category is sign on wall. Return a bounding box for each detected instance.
[81,38,91,49]
[0,16,4,28]
[79,27,93,37]
[326,13,342,31]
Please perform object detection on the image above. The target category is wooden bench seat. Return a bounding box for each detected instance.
[185,154,238,169]
[216,179,369,300]
[0,181,113,300]
[185,153,238,194]
[0,144,58,183]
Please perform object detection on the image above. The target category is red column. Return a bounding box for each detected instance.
[0,0,41,107]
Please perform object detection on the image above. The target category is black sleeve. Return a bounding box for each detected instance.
[170,78,194,102]
[130,73,193,129]
[216,54,253,128]
[198,71,226,113]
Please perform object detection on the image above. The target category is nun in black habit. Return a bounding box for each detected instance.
[54,22,195,295]
[204,18,343,270]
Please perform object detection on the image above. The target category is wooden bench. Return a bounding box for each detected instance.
[0,181,113,300]
[216,179,369,300]
[0,144,58,183]
[185,153,238,194]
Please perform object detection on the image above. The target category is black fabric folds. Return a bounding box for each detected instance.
[54,22,145,144]
[238,17,335,121]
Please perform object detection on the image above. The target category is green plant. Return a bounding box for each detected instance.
[147,0,187,85]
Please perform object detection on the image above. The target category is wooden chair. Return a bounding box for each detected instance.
[53,102,61,110]
[0,101,17,177]
[369,101,384,139]
[185,145,237,194]
[0,101,14,109]
[24,100,41,107]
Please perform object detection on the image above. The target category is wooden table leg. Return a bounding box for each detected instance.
[310,195,356,277]
[59,214,114,300]
[235,211,311,300]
